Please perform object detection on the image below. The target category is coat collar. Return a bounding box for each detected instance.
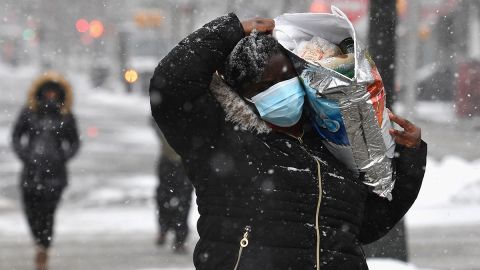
[209,74,271,134]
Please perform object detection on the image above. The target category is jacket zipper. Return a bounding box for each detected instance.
[314,158,322,270]
[233,225,251,270]
[288,133,321,270]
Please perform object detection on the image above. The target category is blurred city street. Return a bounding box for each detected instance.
[0,234,195,270]
[0,65,479,270]
[1,0,480,269]
[0,67,197,270]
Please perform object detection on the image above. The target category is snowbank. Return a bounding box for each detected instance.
[367,258,435,270]
[407,156,480,227]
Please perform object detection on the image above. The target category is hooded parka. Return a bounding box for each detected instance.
[12,72,80,192]
[150,14,427,270]
[11,72,80,248]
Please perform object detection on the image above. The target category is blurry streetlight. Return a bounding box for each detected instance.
[89,20,104,38]
[405,0,420,117]
[124,69,139,84]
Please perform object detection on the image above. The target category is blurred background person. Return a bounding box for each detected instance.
[152,119,193,254]
[11,72,80,270]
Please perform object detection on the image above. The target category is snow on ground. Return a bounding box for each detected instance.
[132,261,436,270]
[0,172,200,237]
[117,260,438,270]
[0,65,479,269]
[407,156,480,227]
[0,63,38,80]
[2,154,479,235]
[0,198,201,241]
[83,90,152,113]
[116,127,157,145]
[135,269,193,270]
[1,72,479,234]
[367,258,435,270]
[126,259,436,270]
[415,157,480,207]
[0,127,10,147]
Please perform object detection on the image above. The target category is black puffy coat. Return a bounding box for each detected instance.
[150,14,427,270]
[12,73,80,193]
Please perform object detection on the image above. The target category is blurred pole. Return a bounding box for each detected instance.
[37,0,51,69]
[282,0,293,13]
[469,1,480,60]
[367,0,397,109]
[226,0,236,13]
[187,0,196,33]
[404,0,420,118]
[363,0,409,262]
[169,1,180,46]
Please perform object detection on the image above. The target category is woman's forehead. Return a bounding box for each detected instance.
[261,52,296,81]
[240,52,297,98]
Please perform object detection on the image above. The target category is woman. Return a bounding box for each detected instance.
[12,72,80,270]
[150,14,426,270]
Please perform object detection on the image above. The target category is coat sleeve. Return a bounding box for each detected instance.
[62,114,80,160]
[149,13,244,157]
[11,108,30,163]
[359,141,427,244]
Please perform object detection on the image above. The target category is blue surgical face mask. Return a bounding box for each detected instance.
[249,77,305,127]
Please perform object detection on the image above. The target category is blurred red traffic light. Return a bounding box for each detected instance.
[76,19,90,33]
[75,19,104,39]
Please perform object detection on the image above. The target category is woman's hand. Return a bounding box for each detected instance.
[241,18,275,36]
[388,110,422,148]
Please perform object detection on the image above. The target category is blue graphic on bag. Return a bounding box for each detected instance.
[303,83,350,146]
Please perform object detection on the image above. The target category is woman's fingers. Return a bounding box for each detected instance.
[388,110,413,130]
[241,18,275,36]
[255,18,275,32]
[388,111,422,148]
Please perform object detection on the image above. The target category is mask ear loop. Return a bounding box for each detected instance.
[244,97,254,104]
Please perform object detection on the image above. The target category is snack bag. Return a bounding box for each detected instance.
[274,6,396,199]
[295,36,342,64]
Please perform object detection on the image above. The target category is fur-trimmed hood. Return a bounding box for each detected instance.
[209,74,271,134]
[27,71,73,115]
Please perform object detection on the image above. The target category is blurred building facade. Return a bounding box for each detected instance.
[0,0,309,67]
[1,0,478,102]
[396,0,480,102]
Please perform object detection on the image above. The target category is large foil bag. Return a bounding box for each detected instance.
[274,7,396,199]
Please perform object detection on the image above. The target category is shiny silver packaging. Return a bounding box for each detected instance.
[274,6,396,199]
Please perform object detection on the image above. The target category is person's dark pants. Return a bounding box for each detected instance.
[21,187,63,249]
[156,158,193,246]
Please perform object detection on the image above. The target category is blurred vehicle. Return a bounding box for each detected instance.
[0,24,24,67]
[118,9,167,94]
[455,60,480,118]
[415,64,456,101]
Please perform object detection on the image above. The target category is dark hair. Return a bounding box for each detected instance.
[222,32,283,92]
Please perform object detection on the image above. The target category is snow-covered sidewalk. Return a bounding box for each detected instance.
[1,66,479,270]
